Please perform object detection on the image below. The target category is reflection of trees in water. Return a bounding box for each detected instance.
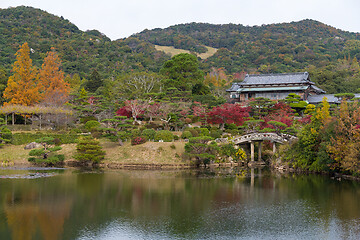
[275,174,360,236]
[4,188,72,240]
[1,170,360,239]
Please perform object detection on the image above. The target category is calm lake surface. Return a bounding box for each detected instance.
[0,167,360,240]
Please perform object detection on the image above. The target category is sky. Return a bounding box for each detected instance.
[1,0,359,40]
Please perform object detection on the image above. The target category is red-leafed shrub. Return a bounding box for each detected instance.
[131,136,147,145]
[116,106,132,118]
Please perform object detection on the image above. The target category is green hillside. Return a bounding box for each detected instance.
[134,21,360,74]
[1,6,360,93]
[0,6,169,78]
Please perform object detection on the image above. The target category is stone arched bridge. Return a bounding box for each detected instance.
[229,132,297,165]
[231,132,296,145]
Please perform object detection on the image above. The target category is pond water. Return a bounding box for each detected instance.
[0,167,360,240]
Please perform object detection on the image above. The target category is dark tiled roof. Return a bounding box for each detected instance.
[226,72,326,93]
[310,85,326,94]
[241,72,310,86]
[307,94,360,104]
[226,82,240,92]
[307,94,341,104]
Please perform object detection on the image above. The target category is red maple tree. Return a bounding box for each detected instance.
[207,103,250,128]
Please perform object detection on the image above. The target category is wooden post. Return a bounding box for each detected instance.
[251,141,254,162]
[258,141,262,161]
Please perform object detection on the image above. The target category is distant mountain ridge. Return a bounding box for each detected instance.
[1,6,360,78]
[133,20,360,73]
[0,6,169,78]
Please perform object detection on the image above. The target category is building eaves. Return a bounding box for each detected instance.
[236,86,308,92]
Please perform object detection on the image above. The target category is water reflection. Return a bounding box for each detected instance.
[0,168,359,239]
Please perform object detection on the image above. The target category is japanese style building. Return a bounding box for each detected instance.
[227,72,325,102]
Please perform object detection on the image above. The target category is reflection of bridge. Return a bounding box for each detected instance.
[230,133,297,165]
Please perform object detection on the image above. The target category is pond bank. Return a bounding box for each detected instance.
[270,157,360,181]
[0,141,189,168]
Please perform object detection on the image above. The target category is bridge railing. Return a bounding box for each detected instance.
[231,132,297,144]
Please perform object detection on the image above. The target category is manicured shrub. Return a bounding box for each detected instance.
[226,129,239,135]
[85,120,100,131]
[181,131,193,139]
[220,143,237,158]
[154,130,174,142]
[130,129,141,138]
[185,136,218,167]
[27,137,64,166]
[225,123,238,130]
[131,136,147,145]
[199,128,210,136]
[73,136,105,164]
[105,134,118,142]
[80,116,97,124]
[142,129,156,140]
[188,128,199,137]
[0,125,12,147]
[117,131,131,141]
[210,130,222,139]
[173,135,179,140]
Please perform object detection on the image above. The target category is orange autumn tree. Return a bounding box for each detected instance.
[3,42,40,106]
[38,48,70,106]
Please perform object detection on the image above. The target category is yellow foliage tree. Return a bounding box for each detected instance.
[328,101,360,173]
[38,48,70,105]
[3,42,40,106]
[315,96,330,124]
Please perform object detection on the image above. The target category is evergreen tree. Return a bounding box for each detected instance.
[85,69,103,93]
[73,136,105,165]
[160,53,204,91]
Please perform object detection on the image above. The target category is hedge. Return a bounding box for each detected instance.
[154,130,174,142]
[12,133,81,145]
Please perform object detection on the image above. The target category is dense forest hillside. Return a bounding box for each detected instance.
[0,6,169,78]
[134,21,360,74]
[1,6,360,93]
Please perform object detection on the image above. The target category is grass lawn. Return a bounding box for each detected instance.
[0,140,187,167]
[0,144,30,165]
[100,141,186,165]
